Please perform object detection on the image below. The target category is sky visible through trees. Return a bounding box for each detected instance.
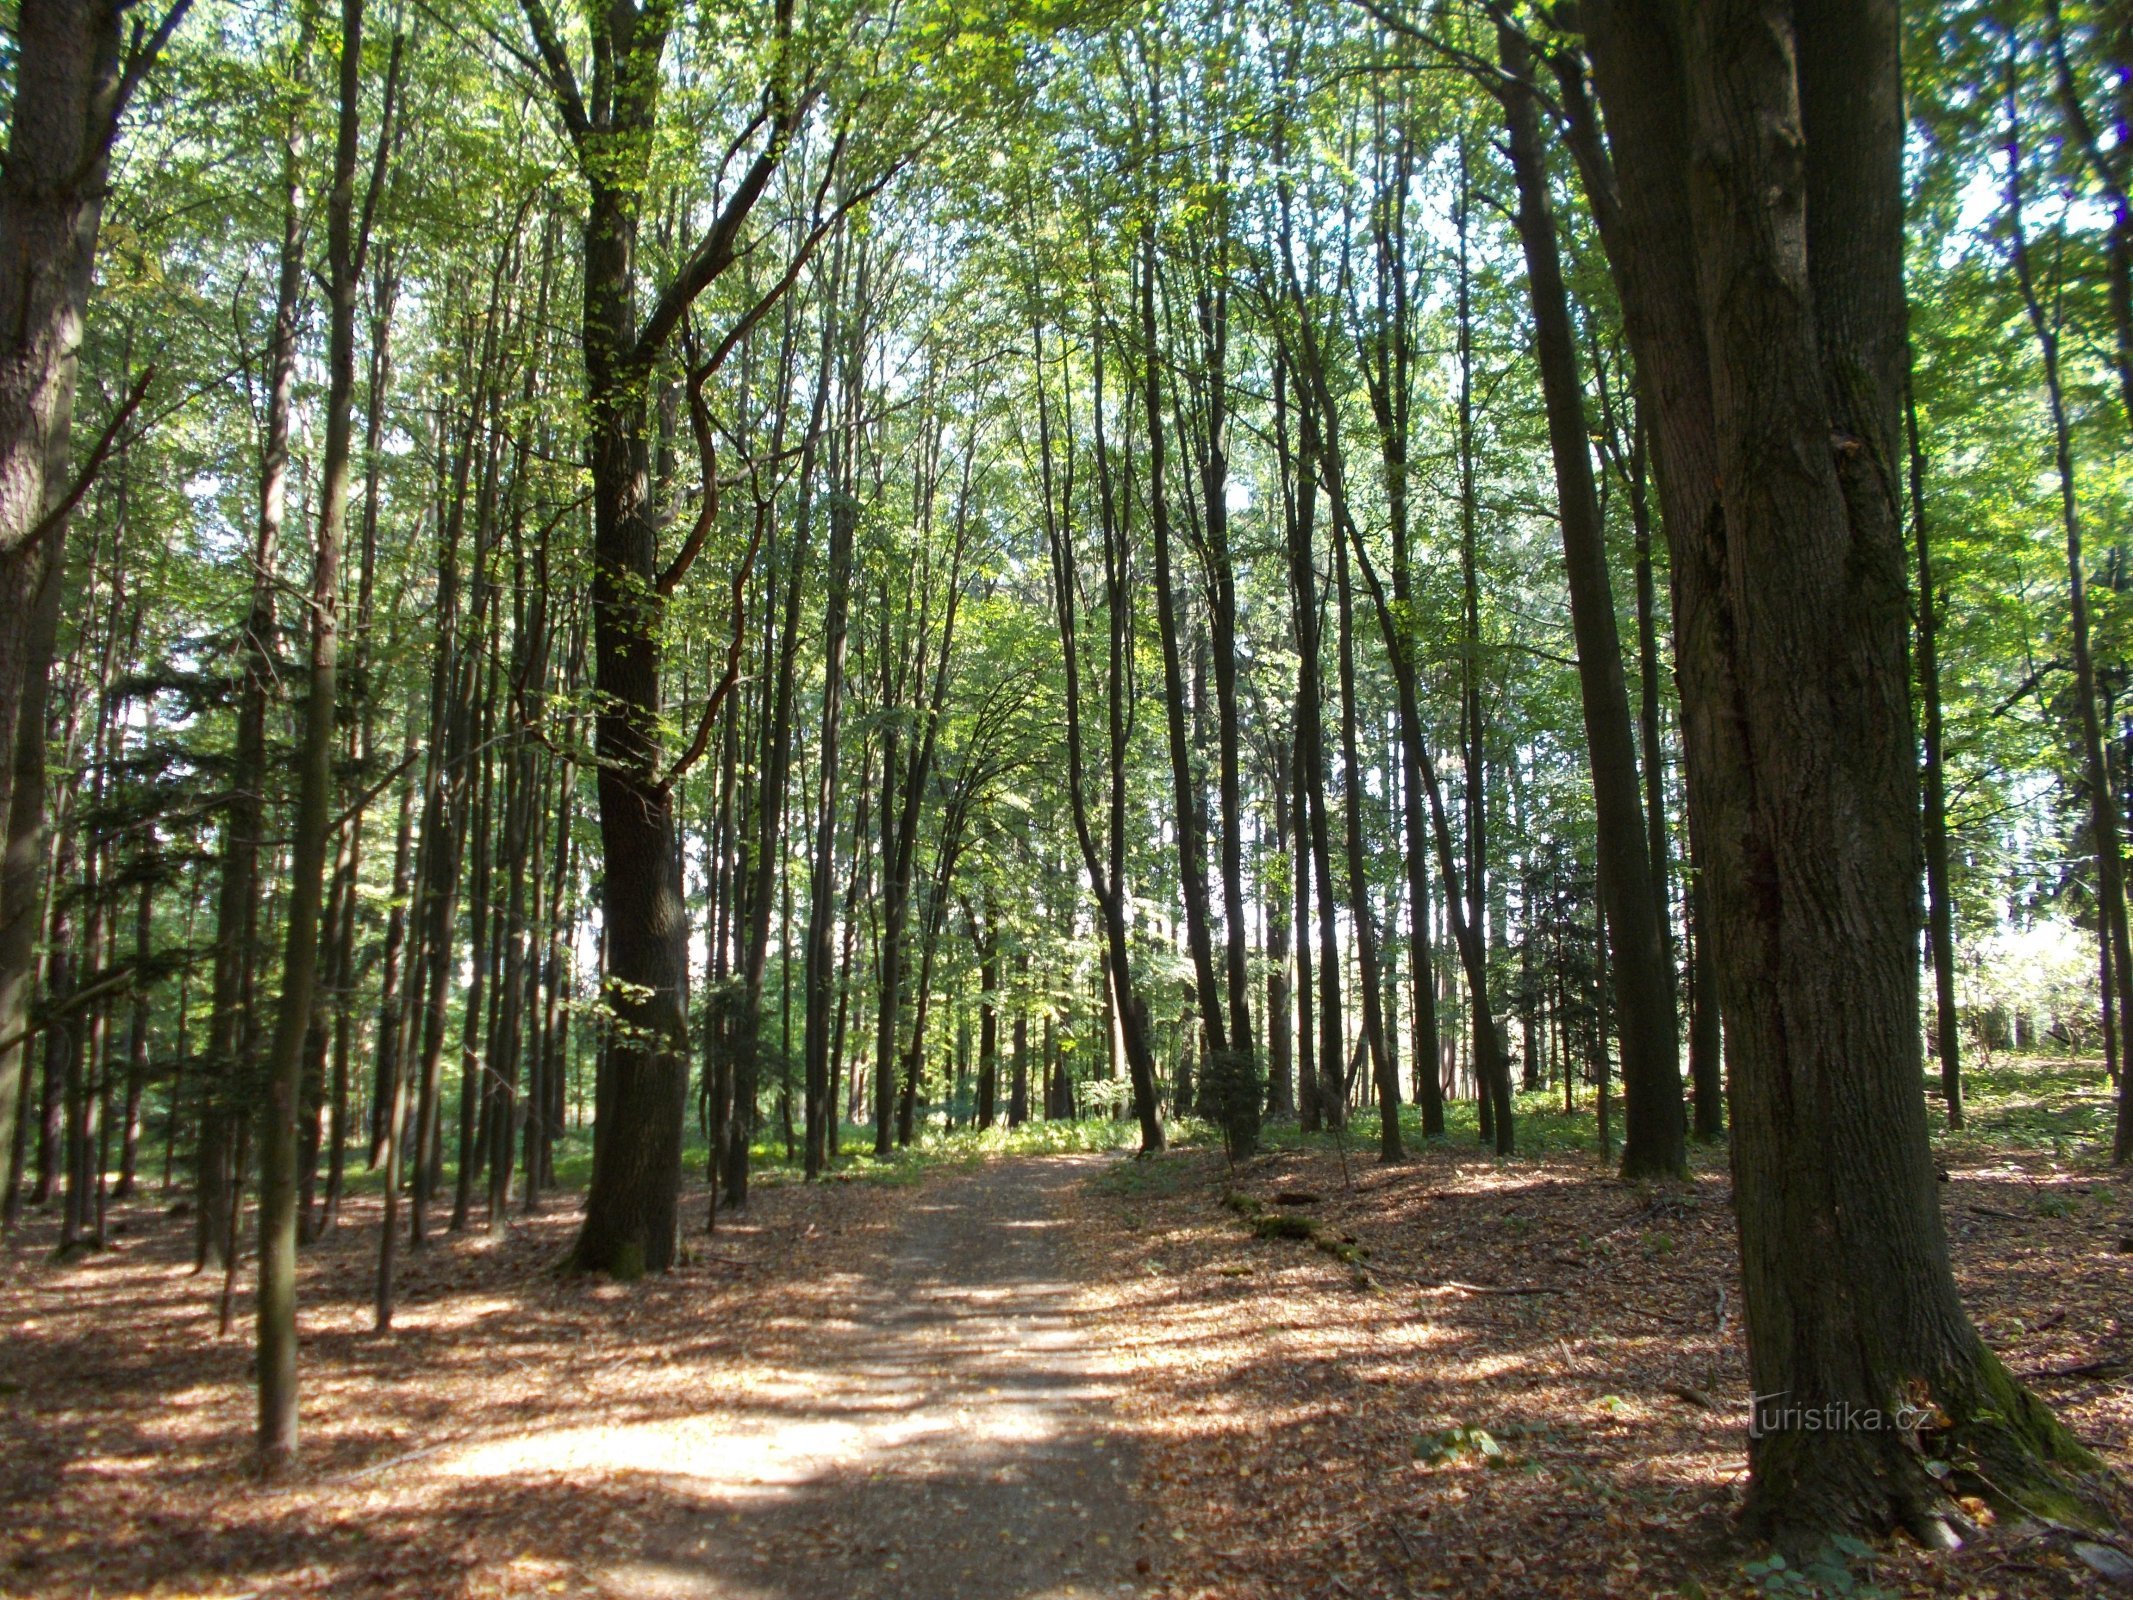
[0,0,2131,1585]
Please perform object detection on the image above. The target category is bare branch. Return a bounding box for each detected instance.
[0,364,154,564]
[518,0,590,149]
[657,500,769,793]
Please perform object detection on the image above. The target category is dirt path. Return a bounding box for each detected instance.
[431,1155,1149,1600]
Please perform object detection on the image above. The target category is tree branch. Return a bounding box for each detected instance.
[657,502,769,794]
[101,0,195,163]
[0,364,154,564]
[630,88,819,368]
[351,28,407,281]
[518,0,590,150]
[698,143,906,381]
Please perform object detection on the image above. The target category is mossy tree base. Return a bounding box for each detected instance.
[1742,1349,2115,1559]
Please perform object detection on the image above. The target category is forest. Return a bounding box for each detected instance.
[1,0,2131,1595]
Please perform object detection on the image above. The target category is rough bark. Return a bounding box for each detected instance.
[1584,0,2107,1545]
[0,0,155,1206]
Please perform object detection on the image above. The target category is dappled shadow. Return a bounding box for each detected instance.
[0,1158,1146,1599]
[1067,1137,2133,1598]
[6,1135,2125,1599]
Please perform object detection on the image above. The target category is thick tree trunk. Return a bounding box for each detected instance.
[1585,0,2104,1545]
[574,267,692,1264]
[0,525,65,1229]
[523,0,813,1274]
[0,2,130,1206]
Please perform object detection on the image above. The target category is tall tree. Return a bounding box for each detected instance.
[516,0,849,1272]
[0,2,188,1209]
[1494,18,1683,1180]
[256,0,390,1471]
[1581,0,2103,1543]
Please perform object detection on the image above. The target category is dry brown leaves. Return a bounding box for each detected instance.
[0,1172,902,1599]
[2,1138,2128,1600]
[1060,1138,2133,1600]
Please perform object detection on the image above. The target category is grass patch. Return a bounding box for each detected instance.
[1931,1054,2119,1160]
[1090,1151,1195,1200]
[805,1113,1147,1187]
[1237,1087,1685,1166]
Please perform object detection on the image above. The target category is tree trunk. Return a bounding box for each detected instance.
[1009,943,1030,1127]
[1454,145,1491,1101]
[1685,814,1725,1140]
[1358,129,1445,1140]
[1329,463,1400,1162]
[522,0,816,1274]
[2000,55,2133,1163]
[1497,20,1683,1180]
[1904,357,1961,1129]
[258,0,366,1467]
[1584,0,2104,1544]
[1266,753,1295,1118]
[1033,288,1162,1152]
[203,83,306,1272]
[726,310,818,1205]
[803,264,856,1178]
[0,2,136,1211]
[1272,356,1343,1135]
[973,903,999,1127]
[1139,231,1231,1094]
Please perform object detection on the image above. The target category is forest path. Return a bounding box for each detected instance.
[558,1154,1147,1600]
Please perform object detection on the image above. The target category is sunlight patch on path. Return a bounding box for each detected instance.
[415,1156,1146,1600]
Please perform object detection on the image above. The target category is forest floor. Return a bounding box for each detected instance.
[0,1153,1148,1600]
[0,1062,2129,1600]
[1062,1058,2133,1600]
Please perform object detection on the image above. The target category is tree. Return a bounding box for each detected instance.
[1581,0,2106,1545]
[257,0,396,1471]
[517,0,855,1273]
[0,2,189,1218]
[1493,18,1682,1179]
